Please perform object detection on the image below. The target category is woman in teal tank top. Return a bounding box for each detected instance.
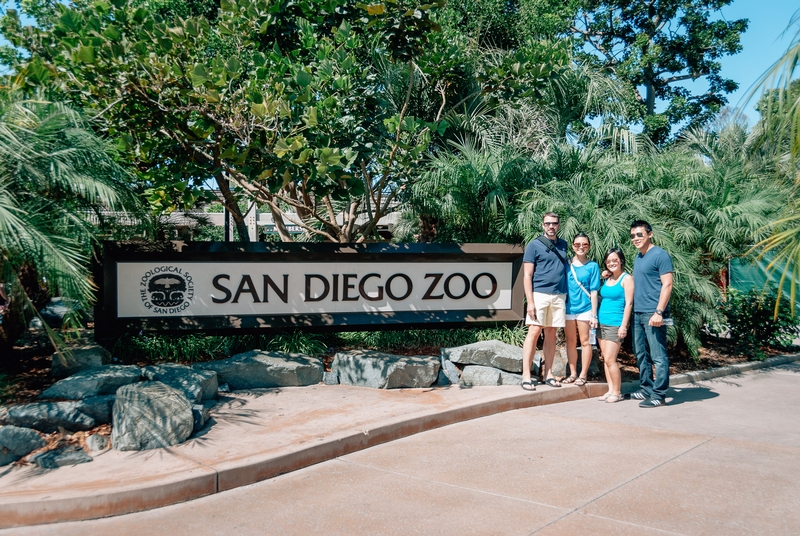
[597,248,633,404]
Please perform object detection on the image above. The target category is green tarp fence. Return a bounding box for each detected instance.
[730,256,800,309]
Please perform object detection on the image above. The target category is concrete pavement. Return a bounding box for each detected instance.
[2,357,799,534]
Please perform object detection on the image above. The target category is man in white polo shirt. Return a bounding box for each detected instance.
[521,212,568,390]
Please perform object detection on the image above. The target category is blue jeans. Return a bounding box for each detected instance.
[632,312,669,401]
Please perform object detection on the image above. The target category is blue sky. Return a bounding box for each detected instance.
[712,0,798,123]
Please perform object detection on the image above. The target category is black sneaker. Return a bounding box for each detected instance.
[630,390,648,400]
[639,398,665,408]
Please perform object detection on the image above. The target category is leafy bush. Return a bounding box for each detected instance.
[334,324,527,352]
[718,287,800,351]
[266,332,329,357]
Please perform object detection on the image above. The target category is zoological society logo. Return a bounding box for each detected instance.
[140,266,195,314]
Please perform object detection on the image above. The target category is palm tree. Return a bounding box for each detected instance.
[0,96,139,353]
[743,10,800,313]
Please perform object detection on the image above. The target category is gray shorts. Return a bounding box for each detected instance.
[598,324,621,343]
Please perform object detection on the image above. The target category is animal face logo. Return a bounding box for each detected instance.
[147,275,187,307]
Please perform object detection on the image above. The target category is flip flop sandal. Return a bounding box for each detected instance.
[598,392,611,401]
[605,394,622,403]
[561,376,577,384]
[545,378,562,388]
[521,381,536,391]
[575,378,587,386]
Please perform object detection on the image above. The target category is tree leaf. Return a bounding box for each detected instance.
[76,46,95,64]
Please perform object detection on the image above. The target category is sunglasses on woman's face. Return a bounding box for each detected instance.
[630,232,646,239]
[573,243,589,249]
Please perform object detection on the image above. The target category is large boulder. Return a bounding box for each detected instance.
[52,343,112,378]
[112,381,194,451]
[499,371,523,385]
[4,402,95,433]
[460,365,502,386]
[143,363,217,403]
[332,350,439,389]
[74,395,115,425]
[39,365,141,400]
[0,426,46,466]
[443,340,525,373]
[194,351,323,390]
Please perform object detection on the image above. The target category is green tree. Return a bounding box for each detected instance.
[570,0,748,143]
[1,0,450,242]
[0,96,138,353]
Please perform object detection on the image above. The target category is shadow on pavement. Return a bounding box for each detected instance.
[666,385,719,406]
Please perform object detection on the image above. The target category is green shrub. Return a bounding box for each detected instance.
[718,287,800,351]
[334,324,527,352]
[266,331,329,356]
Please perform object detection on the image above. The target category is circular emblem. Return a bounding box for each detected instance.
[140,266,194,314]
[148,274,187,307]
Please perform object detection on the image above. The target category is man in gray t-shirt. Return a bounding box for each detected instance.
[630,220,674,407]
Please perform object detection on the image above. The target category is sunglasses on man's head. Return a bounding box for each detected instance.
[630,232,646,239]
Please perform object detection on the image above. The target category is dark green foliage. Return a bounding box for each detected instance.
[335,324,527,351]
[718,287,800,352]
[266,331,329,356]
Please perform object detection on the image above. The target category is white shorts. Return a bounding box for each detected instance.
[565,310,594,322]
[526,292,567,328]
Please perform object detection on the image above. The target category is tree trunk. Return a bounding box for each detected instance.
[217,175,250,242]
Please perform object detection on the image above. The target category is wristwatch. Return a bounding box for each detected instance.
[655,308,663,316]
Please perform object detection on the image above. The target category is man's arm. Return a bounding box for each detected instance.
[649,272,674,327]
[524,262,536,321]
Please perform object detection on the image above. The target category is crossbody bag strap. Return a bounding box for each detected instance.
[569,262,591,298]
[537,236,566,265]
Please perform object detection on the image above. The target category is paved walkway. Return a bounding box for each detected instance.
[2,360,798,535]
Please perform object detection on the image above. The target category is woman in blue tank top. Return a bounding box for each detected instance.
[563,233,600,386]
[597,248,633,403]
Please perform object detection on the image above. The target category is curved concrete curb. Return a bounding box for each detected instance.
[622,352,800,393]
[0,383,605,528]
[669,352,800,385]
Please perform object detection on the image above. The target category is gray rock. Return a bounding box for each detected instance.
[332,351,440,389]
[4,402,95,433]
[38,297,86,329]
[443,340,524,373]
[0,426,46,466]
[194,351,323,390]
[439,356,461,384]
[30,446,92,469]
[575,348,601,377]
[323,371,339,385]
[143,363,218,403]
[39,365,141,400]
[52,343,112,378]
[499,371,523,385]
[435,367,451,386]
[112,381,194,451]
[550,347,569,379]
[191,404,210,434]
[460,365,502,386]
[74,395,115,425]
[217,383,230,393]
[85,434,109,452]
